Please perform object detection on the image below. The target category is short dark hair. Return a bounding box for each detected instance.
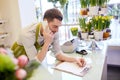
[43,8,63,22]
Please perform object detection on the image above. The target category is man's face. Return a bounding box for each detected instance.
[48,18,62,34]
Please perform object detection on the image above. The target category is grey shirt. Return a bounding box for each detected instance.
[17,23,62,60]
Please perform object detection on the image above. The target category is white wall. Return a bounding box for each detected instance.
[0,0,21,46]
[18,0,37,27]
[41,0,53,14]
[0,0,37,46]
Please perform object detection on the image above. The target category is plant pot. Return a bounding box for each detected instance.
[94,31,103,41]
[81,32,88,40]
[80,8,88,15]
[70,27,78,36]
[103,32,110,39]
[71,30,78,36]
[88,6,99,15]
[99,8,108,15]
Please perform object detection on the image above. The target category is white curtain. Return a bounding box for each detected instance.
[110,19,120,39]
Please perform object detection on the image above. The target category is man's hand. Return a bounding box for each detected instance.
[43,30,55,45]
[75,58,86,67]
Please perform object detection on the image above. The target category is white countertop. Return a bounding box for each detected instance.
[28,41,107,80]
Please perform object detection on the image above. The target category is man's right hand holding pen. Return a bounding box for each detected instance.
[76,57,86,67]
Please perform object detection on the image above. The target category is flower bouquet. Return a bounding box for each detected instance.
[0,48,40,80]
[0,48,29,80]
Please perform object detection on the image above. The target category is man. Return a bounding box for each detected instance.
[11,8,85,67]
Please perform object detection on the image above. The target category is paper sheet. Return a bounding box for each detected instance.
[53,61,91,77]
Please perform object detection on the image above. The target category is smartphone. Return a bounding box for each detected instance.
[42,20,51,32]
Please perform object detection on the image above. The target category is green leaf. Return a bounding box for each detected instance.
[0,54,15,72]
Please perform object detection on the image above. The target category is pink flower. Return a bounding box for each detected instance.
[11,58,19,69]
[18,55,28,68]
[0,48,7,54]
[12,58,18,65]
[15,68,27,79]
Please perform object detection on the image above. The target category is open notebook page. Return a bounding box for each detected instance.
[53,62,91,77]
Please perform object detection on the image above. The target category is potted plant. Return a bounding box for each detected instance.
[98,0,110,15]
[79,18,88,40]
[89,0,97,7]
[79,0,89,15]
[93,16,112,30]
[59,0,68,8]
[80,0,88,8]
[91,16,112,40]
[91,16,103,40]
[103,16,112,39]
[48,0,68,8]
[89,0,99,15]
[47,0,68,22]
[47,0,59,7]
[86,20,93,34]
[70,27,78,36]
[80,9,88,16]
[97,0,105,7]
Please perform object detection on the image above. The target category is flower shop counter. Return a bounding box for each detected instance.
[27,41,107,80]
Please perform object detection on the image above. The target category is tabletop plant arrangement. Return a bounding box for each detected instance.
[47,0,68,8]
[79,18,87,33]
[0,48,40,80]
[70,27,78,36]
[47,0,68,22]
[78,17,92,40]
[97,0,108,15]
[91,15,112,40]
[97,0,109,7]
[92,15,112,31]
[88,0,99,15]
[79,0,89,15]
[79,0,110,16]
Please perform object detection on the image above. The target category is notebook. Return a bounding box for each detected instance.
[53,61,91,77]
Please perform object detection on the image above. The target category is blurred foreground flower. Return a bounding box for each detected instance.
[0,47,40,80]
[0,48,28,80]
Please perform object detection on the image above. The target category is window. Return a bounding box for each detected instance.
[34,0,120,41]
[108,3,120,39]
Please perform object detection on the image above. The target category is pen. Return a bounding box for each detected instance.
[81,67,89,73]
